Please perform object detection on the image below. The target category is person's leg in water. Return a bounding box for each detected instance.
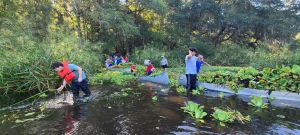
[146,70,153,76]
[186,74,191,97]
[190,74,197,90]
[186,74,197,97]
[79,79,91,102]
[71,81,80,103]
[189,74,197,98]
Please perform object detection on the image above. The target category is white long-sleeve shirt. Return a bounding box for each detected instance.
[161,58,168,66]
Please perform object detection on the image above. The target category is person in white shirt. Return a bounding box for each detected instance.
[160,56,168,69]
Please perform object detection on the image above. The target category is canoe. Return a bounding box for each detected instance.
[178,74,300,108]
[139,71,169,85]
[107,68,169,85]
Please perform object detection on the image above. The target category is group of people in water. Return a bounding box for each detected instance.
[51,48,209,103]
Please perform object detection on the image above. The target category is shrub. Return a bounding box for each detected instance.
[208,44,251,67]
[0,35,102,106]
[93,69,136,86]
[249,47,293,69]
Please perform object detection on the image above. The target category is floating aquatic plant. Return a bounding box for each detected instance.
[192,87,205,95]
[176,86,186,94]
[212,108,234,126]
[152,96,158,101]
[181,101,207,123]
[248,96,268,109]
[212,107,251,126]
[218,92,225,99]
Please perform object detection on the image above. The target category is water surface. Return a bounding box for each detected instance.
[1,83,300,135]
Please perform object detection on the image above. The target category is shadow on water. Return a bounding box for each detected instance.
[1,83,300,134]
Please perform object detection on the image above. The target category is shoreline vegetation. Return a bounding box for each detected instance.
[1,0,299,108]
[102,64,300,93]
[1,57,299,108]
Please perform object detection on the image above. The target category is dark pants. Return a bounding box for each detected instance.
[161,65,168,69]
[146,70,153,76]
[71,79,91,99]
[186,74,197,96]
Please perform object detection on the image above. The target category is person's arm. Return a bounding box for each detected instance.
[187,53,192,59]
[185,55,191,61]
[78,67,83,82]
[57,80,67,92]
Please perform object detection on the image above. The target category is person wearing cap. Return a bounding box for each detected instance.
[160,56,168,69]
[144,59,155,75]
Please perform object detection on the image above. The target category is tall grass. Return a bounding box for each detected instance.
[0,35,102,107]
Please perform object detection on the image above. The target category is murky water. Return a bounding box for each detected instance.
[1,83,300,135]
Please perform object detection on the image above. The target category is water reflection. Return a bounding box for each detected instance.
[64,104,88,135]
[2,84,300,134]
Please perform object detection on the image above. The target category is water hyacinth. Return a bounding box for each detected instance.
[181,101,207,123]
[248,96,268,109]
[192,87,205,95]
[197,65,300,92]
[176,86,186,94]
[212,107,251,126]
[93,70,136,86]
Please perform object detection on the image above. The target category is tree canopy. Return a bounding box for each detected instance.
[1,0,299,54]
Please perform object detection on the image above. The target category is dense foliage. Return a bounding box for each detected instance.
[197,65,300,92]
[1,0,299,105]
[93,69,136,86]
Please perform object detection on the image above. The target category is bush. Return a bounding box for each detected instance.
[0,34,102,106]
[131,47,163,66]
[208,44,251,66]
[291,49,300,65]
[130,44,187,68]
[191,41,216,59]
[249,47,293,69]
[197,65,300,92]
[93,69,136,86]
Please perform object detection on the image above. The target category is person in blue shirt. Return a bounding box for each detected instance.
[196,54,211,73]
[185,48,198,97]
[114,54,122,65]
[105,58,113,68]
